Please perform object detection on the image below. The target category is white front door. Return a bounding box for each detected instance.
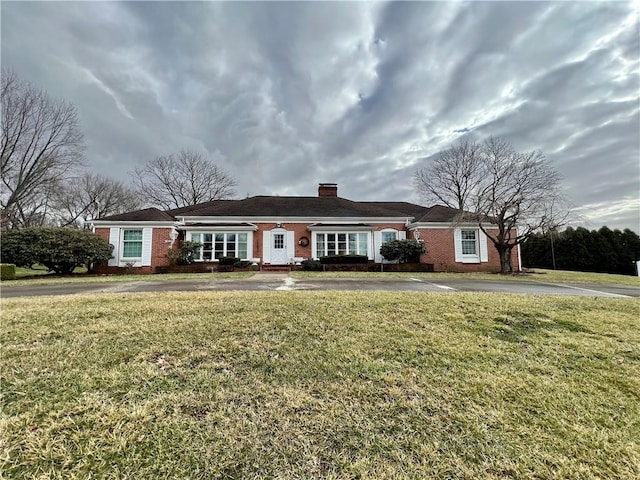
[270,232,288,264]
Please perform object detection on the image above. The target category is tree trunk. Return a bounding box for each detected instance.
[497,245,513,274]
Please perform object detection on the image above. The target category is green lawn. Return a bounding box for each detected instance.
[2,271,255,287]
[15,265,56,278]
[2,292,638,479]
[524,268,640,286]
[291,268,640,286]
[5,267,640,288]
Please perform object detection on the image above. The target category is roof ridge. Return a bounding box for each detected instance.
[96,206,173,222]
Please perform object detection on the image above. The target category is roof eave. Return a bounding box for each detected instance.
[91,220,177,227]
[178,215,411,223]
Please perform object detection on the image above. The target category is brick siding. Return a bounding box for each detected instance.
[94,224,520,273]
[418,227,520,272]
[151,228,173,267]
[253,222,408,261]
[93,226,173,274]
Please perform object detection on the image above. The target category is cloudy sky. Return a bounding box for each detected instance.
[2,1,639,230]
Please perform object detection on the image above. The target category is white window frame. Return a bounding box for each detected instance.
[187,231,250,261]
[454,227,488,264]
[375,228,405,263]
[121,229,143,260]
[381,230,398,244]
[461,229,478,257]
[313,232,370,259]
[273,233,285,249]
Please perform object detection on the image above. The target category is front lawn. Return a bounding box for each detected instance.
[15,265,52,278]
[6,267,638,289]
[2,292,638,478]
[2,271,255,287]
[291,268,640,287]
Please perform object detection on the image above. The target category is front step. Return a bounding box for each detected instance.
[261,265,291,273]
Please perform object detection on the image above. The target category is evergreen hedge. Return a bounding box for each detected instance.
[0,264,16,280]
[1,228,113,275]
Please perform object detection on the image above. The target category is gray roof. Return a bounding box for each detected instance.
[414,205,487,223]
[96,207,173,222]
[177,196,419,218]
[96,196,477,224]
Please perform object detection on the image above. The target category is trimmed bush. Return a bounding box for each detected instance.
[0,228,113,275]
[233,260,252,268]
[380,239,426,263]
[218,256,240,266]
[167,241,201,265]
[1,263,16,280]
[319,254,369,264]
[301,259,323,271]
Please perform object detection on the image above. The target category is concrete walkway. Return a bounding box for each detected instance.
[245,272,290,281]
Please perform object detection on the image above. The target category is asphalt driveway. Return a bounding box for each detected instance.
[2,273,639,298]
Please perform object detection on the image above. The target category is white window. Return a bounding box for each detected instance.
[454,228,488,263]
[315,232,369,257]
[382,231,397,244]
[461,230,478,256]
[122,229,143,258]
[189,232,249,260]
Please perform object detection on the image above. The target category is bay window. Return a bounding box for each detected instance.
[315,232,369,257]
[189,232,249,260]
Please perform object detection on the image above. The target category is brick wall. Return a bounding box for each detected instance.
[253,223,313,260]
[95,227,109,242]
[94,223,519,273]
[151,228,173,267]
[418,227,520,272]
[253,222,408,261]
[93,226,173,274]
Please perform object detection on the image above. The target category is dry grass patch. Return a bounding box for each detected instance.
[2,271,254,287]
[2,292,639,479]
[523,268,640,286]
[291,269,640,287]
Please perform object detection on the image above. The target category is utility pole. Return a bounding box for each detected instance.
[550,229,556,270]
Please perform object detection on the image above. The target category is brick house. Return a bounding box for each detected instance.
[91,183,520,273]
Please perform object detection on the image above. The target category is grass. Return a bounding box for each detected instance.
[15,265,52,278]
[2,271,255,287]
[523,268,640,286]
[291,268,640,286]
[2,291,639,479]
[5,267,639,288]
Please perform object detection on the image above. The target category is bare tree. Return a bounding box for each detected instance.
[1,69,84,229]
[9,181,59,228]
[51,173,144,227]
[133,150,237,210]
[414,136,568,274]
[414,138,483,210]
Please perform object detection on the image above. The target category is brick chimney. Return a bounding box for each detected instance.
[318,183,338,197]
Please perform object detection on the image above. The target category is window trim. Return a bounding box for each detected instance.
[187,231,250,261]
[460,229,478,257]
[381,229,398,245]
[313,231,370,258]
[454,227,488,264]
[273,233,285,249]
[121,229,143,260]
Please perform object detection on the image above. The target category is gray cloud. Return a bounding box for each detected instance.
[2,1,638,230]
